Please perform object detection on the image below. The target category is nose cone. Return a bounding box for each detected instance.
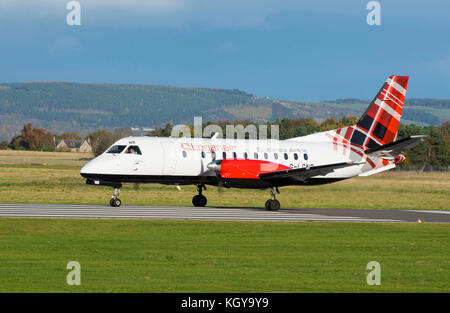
[81,154,118,179]
[80,155,108,177]
[80,159,94,175]
[80,158,98,178]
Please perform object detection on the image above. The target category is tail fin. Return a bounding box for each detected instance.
[337,75,409,149]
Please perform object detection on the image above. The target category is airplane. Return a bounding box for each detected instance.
[80,75,426,210]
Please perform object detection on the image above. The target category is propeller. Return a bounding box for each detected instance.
[207,160,225,194]
[216,173,225,194]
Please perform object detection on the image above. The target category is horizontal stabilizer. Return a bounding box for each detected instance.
[259,162,361,183]
[365,135,427,160]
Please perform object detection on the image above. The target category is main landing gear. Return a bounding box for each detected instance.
[265,187,280,211]
[192,184,207,207]
[110,186,122,207]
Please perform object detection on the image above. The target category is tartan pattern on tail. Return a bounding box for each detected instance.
[324,76,409,169]
[350,75,408,149]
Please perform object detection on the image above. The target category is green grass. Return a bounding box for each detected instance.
[0,218,448,292]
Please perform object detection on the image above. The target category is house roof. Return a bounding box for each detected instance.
[55,139,90,149]
[64,140,85,149]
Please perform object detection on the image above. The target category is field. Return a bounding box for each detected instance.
[0,150,448,210]
[0,219,449,292]
[0,150,448,293]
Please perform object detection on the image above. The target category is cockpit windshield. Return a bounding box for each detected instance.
[106,145,127,154]
[124,145,142,155]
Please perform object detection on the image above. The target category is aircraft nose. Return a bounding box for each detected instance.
[80,156,105,175]
[80,154,115,177]
[80,159,95,175]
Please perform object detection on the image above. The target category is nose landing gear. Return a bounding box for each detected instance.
[110,186,122,207]
[192,184,207,207]
[265,187,280,211]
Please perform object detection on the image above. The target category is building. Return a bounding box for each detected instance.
[55,138,92,153]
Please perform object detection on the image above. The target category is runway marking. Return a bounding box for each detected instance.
[407,210,450,215]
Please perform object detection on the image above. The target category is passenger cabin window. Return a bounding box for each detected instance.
[274,153,278,160]
[201,151,206,158]
[294,153,298,160]
[222,152,227,159]
[304,153,309,160]
[182,151,187,158]
[264,153,268,159]
[124,145,142,155]
[244,152,248,159]
[233,152,237,159]
[284,153,288,160]
[107,145,127,154]
[254,152,258,159]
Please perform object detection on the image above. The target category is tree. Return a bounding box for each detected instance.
[88,130,115,156]
[339,116,359,127]
[319,118,340,131]
[150,123,173,137]
[279,118,295,140]
[439,122,449,166]
[292,118,319,137]
[56,132,83,140]
[9,123,54,151]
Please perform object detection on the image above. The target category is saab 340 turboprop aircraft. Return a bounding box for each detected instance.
[81,75,426,210]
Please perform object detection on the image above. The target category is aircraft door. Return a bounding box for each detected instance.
[160,141,178,175]
[131,155,143,172]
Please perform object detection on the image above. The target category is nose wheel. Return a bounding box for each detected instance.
[192,184,207,207]
[265,187,280,211]
[110,187,122,207]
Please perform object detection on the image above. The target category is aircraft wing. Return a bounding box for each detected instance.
[365,135,427,160]
[258,162,359,183]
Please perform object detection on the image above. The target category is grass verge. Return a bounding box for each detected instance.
[0,218,448,292]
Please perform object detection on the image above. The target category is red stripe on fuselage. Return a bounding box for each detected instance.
[219,159,291,179]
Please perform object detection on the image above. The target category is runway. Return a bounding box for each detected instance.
[0,203,449,223]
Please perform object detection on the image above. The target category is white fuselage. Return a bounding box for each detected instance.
[80,135,390,188]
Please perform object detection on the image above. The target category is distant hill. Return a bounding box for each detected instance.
[0,82,448,140]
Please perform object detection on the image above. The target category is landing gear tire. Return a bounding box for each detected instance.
[192,184,207,207]
[265,187,280,211]
[265,199,280,211]
[109,186,122,207]
[110,198,121,207]
[192,194,207,207]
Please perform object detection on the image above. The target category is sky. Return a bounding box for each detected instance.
[0,0,449,101]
